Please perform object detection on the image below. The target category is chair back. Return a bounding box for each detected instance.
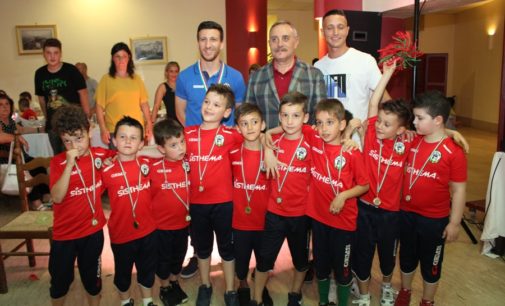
[14,134,51,212]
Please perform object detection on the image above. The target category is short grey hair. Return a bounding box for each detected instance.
[269,20,299,38]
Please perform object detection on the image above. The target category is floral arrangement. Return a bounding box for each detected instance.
[378,31,423,71]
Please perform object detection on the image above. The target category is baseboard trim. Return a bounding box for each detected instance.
[458,116,498,132]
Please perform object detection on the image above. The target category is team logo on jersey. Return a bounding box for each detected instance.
[429,150,442,163]
[94,157,102,169]
[215,134,225,147]
[140,163,150,176]
[334,156,346,170]
[182,161,190,172]
[394,142,406,155]
[295,147,307,160]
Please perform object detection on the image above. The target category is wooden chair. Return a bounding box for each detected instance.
[0,134,53,293]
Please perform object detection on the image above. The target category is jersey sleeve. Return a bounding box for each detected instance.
[49,157,64,189]
[351,149,368,186]
[449,145,467,183]
[70,65,87,91]
[175,74,188,100]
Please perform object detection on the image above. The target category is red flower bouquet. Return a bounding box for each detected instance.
[378,31,423,71]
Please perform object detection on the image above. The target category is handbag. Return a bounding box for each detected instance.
[0,141,32,196]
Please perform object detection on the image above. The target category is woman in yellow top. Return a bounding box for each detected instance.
[96,42,152,147]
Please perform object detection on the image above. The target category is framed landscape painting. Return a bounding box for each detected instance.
[130,36,167,64]
[16,25,57,55]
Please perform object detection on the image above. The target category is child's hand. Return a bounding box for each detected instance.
[383,58,399,75]
[264,130,277,151]
[66,149,79,168]
[342,139,359,152]
[452,131,470,154]
[329,194,346,214]
[442,222,460,242]
[400,130,416,143]
[103,156,116,167]
[264,148,284,179]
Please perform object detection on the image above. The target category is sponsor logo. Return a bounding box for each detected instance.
[188,153,223,162]
[117,182,150,197]
[70,181,103,197]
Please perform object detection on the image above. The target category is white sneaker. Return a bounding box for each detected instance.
[328,278,337,303]
[350,277,360,298]
[351,295,370,306]
[380,286,397,306]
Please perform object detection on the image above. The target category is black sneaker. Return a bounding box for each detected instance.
[224,290,239,306]
[170,280,189,304]
[196,285,212,306]
[249,301,263,306]
[237,287,251,306]
[181,256,199,279]
[147,303,158,306]
[160,286,174,306]
[262,288,273,306]
[287,292,302,306]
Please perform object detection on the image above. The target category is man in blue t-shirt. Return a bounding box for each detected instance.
[175,21,245,127]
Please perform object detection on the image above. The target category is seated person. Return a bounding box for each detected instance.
[19,97,38,120]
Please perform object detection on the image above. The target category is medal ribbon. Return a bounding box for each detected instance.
[198,60,225,92]
[407,137,446,192]
[376,137,399,197]
[117,158,142,219]
[322,143,343,196]
[74,152,96,219]
[197,126,221,186]
[276,134,305,194]
[240,144,264,205]
[162,159,190,213]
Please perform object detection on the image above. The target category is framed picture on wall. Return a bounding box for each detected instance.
[16,25,57,55]
[130,36,167,64]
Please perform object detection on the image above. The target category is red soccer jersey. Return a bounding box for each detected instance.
[230,145,270,230]
[150,158,191,230]
[305,132,368,231]
[361,116,415,211]
[185,125,242,204]
[268,133,312,217]
[102,157,156,244]
[49,147,113,241]
[400,137,467,218]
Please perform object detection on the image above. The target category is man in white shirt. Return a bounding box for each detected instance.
[314,9,390,123]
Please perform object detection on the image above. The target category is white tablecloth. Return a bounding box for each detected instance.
[23,133,53,158]
[481,152,505,257]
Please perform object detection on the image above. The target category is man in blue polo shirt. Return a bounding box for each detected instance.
[175,20,245,127]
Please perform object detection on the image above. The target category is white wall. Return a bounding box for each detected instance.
[0,0,226,108]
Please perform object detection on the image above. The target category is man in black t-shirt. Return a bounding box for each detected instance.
[34,38,89,154]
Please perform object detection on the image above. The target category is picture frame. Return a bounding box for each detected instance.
[130,36,168,65]
[16,25,57,55]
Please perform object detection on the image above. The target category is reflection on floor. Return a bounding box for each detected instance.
[0,127,503,306]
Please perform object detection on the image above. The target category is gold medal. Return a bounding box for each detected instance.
[245,206,252,214]
[185,215,191,222]
[405,195,411,202]
[91,218,98,226]
[276,197,282,204]
[133,220,139,229]
[199,185,204,192]
[373,197,381,206]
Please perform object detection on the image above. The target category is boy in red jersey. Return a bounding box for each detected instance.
[230,103,272,306]
[251,92,313,306]
[350,61,413,306]
[394,91,467,306]
[184,84,242,306]
[102,116,158,306]
[49,105,112,306]
[305,98,369,306]
[150,118,190,306]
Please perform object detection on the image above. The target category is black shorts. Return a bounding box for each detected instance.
[353,199,400,281]
[233,229,263,280]
[312,219,354,285]
[156,228,189,280]
[111,232,157,292]
[49,230,104,299]
[190,202,234,261]
[399,210,448,283]
[256,212,309,273]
